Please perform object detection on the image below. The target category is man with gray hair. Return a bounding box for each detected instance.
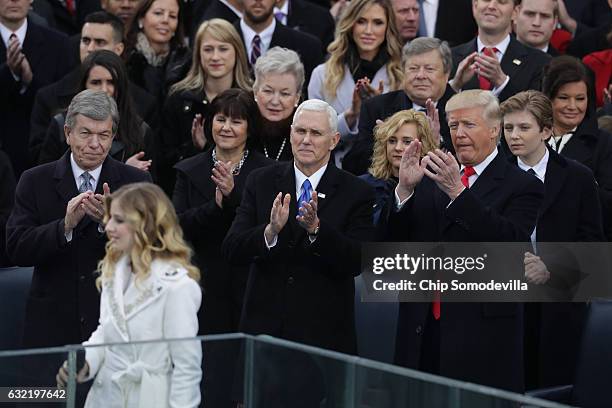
[388,89,543,392]
[344,37,456,175]
[7,89,150,349]
[224,99,374,356]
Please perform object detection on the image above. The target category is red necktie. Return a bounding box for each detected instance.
[432,166,476,320]
[65,0,76,16]
[461,165,476,188]
[478,47,498,90]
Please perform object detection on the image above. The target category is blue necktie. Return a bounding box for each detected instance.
[297,179,312,214]
[417,0,427,37]
[79,172,93,193]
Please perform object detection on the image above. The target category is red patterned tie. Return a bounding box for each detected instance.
[65,0,76,15]
[432,166,476,320]
[478,47,498,90]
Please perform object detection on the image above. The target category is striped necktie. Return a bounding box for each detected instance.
[79,172,93,193]
[250,35,261,66]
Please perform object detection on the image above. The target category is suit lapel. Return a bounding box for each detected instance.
[275,163,300,238]
[314,164,339,215]
[500,38,527,84]
[22,20,45,71]
[189,153,215,199]
[470,152,506,200]
[540,149,567,215]
[54,152,78,203]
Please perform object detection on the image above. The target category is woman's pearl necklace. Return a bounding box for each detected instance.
[264,137,287,161]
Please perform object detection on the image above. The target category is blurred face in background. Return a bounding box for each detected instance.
[392,0,419,43]
[514,0,557,50]
[139,0,179,53]
[101,0,142,31]
[85,66,116,98]
[255,73,300,122]
[200,33,236,80]
[351,3,387,61]
[0,0,29,26]
[80,23,125,62]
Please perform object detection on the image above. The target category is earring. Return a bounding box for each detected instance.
[138,21,143,29]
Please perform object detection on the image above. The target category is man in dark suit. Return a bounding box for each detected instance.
[388,89,543,392]
[6,90,150,349]
[343,37,455,176]
[223,99,374,354]
[449,0,551,102]
[417,0,477,47]
[38,0,101,35]
[193,0,242,32]
[274,0,335,53]
[0,0,72,176]
[235,0,323,90]
[29,11,157,163]
[514,0,561,56]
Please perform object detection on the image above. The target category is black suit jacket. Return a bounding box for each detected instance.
[43,0,101,35]
[236,20,323,94]
[173,150,272,334]
[433,0,477,47]
[557,120,612,241]
[342,85,456,176]
[195,0,240,27]
[5,153,150,348]
[29,68,158,163]
[388,152,544,392]
[285,0,335,53]
[512,148,603,389]
[0,19,72,176]
[222,162,374,353]
[451,36,551,102]
[0,150,16,267]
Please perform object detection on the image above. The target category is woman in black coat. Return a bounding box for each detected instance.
[542,55,612,240]
[124,0,191,103]
[39,50,156,177]
[501,90,605,389]
[172,88,271,335]
[159,18,252,195]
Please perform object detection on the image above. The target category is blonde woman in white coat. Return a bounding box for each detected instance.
[57,182,202,408]
[307,0,403,167]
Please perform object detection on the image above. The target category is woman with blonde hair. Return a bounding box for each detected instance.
[57,182,202,408]
[159,18,252,193]
[308,0,403,167]
[361,109,438,225]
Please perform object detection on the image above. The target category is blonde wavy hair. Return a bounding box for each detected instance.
[170,18,252,95]
[96,182,200,289]
[369,109,438,179]
[323,0,403,99]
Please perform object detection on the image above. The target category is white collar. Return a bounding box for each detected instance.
[240,17,276,53]
[70,153,103,192]
[547,126,577,153]
[0,19,27,49]
[412,101,437,112]
[219,0,243,18]
[477,34,511,57]
[294,163,327,197]
[274,0,289,18]
[461,147,498,177]
[517,148,549,182]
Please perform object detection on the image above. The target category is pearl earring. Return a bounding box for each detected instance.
[138,21,143,29]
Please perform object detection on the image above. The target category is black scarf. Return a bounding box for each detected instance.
[346,40,389,82]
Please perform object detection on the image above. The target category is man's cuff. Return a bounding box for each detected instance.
[264,231,278,249]
[97,224,105,234]
[65,229,73,242]
[491,75,510,96]
[446,187,466,208]
[394,187,414,210]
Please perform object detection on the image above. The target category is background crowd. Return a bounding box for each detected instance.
[1,0,611,405]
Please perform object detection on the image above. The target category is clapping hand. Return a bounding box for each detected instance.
[396,140,426,201]
[6,35,32,85]
[264,193,291,244]
[474,51,507,89]
[451,52,478,91]
[296,191,320,234]
[424,98,441,146]
[126,152,152,172]
[212,161,235,208]
[421,149,464,200]
[191,114,206,150]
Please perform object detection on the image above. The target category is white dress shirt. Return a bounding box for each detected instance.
[421,0,439,38]
[240,18,276,62]
[547,127,577,154]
